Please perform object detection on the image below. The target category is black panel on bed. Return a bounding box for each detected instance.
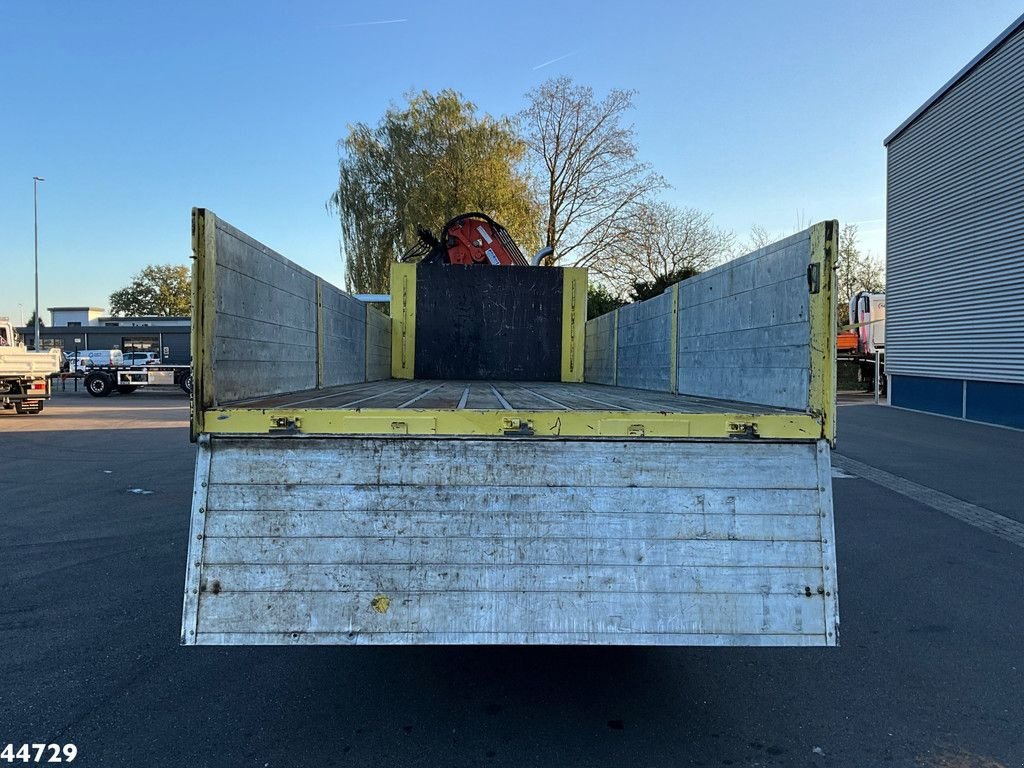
[414,266,563,381]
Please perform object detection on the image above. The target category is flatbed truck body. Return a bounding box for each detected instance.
[82,365,193,396]
[182,209,839,647]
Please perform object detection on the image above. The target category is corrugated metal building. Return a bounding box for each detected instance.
[884,12,1024,429]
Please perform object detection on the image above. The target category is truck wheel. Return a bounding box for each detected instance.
[180,373,193,394]
[85,372,113,397]
[14,402,43,415]
[117,385,138,394]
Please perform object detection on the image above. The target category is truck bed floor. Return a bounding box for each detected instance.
[231,379,799,414]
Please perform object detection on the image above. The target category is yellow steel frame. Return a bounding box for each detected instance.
[202,406,822,439]
[560,268,587,382]
[190,207,218,441]
[390,263,416,379]
[808,221,838,444]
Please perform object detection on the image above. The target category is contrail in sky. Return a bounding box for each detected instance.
[339,18,408,27]
[532,51,578,70]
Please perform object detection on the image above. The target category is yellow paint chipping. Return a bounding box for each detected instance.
[371,595,391,614]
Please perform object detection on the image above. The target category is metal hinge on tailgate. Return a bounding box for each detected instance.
[269,416,302,434]
[502,417,535,436]
[727,421,760,439]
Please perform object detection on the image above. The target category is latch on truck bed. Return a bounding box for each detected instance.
[807,262,821,294]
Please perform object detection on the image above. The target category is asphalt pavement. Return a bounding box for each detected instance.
[1,390,1020,767]
[837,399,1024,523]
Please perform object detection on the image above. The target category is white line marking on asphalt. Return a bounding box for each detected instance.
[832,454,1024,549]
[831,467,855,478]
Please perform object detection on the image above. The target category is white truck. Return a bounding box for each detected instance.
[0,318,62,415]
[182,209,839,647]
[850,291,886,356]
[837,292,886,392]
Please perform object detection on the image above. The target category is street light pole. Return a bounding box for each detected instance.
[33,176,44,349]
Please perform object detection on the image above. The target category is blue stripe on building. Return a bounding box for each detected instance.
[891,374,1024,429]
[890,375,963,418]
[965,380,1024,430]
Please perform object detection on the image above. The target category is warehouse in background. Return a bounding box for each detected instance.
[883,12,1024,429]
[18,307,190,365]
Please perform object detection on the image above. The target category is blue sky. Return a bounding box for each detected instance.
[1,0,1021,322]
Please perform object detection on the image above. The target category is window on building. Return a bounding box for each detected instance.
[121,336,159,353]
[67,321,82,327]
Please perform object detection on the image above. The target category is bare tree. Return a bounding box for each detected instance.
[520,76,666,269]
[739,224,779,253]
[603,202,734,298]
[835,223,885,305]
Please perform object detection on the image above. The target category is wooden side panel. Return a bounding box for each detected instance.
[616,291,674,391]
[677,230,813,410]
[583,310,617,385]
[319,281,366,388]
[183,437,838,646]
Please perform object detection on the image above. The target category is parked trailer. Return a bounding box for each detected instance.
[83,365,193,397]
[182,209,839,647]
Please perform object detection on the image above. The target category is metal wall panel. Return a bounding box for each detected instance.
[319,281,368,388]
[677,230,814,410]
[583,310,616,385]
[886,24,1024,383]
[616,290,673,391]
